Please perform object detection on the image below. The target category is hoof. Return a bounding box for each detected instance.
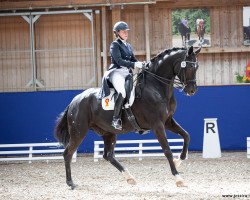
[122,169,137,185]
[173,158,182,168]
[175,174,186,187]
[70,184,77,190]
[176,180,185,187]
[127,178,137,185]
[66,180,77,190]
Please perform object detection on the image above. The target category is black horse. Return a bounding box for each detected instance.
[178,23,191,47]
[55,46,201,189]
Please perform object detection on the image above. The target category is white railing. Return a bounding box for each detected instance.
[247,137,250,158]
[0,142,77,163]
[94,139,184,162]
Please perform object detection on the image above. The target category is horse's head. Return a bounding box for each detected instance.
[144,47,201,96]
[175,46,201,96]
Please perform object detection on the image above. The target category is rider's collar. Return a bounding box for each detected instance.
[118,37,127,46]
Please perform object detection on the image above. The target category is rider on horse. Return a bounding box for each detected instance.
[106,21,144,130]
[196,19,204,31]
[181,17,189,28]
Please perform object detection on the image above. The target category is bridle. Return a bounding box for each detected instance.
[137,51,198,91]
[176,59,198,91]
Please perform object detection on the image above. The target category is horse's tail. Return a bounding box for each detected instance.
[54,106,70,147]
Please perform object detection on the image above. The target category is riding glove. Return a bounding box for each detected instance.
[134,61,143,69]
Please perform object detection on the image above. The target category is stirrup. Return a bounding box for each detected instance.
[112,118,122,130]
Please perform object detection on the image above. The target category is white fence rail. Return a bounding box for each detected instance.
[247,137,250,158]
[94,139,184,162]
[0,142,77,163]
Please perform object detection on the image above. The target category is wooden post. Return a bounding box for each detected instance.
[95,10,102,86]
[112,6,121,40]
[101,6,108,71]
[144,5,150,62]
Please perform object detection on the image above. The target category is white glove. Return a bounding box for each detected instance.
[134,61,143,69]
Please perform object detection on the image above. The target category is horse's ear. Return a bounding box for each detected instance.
[194,47,202,55]
[188,46,193,56]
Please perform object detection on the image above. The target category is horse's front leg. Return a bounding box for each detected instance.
[165,117,190,167]
[102,133,136,185]
[153,122,185,187]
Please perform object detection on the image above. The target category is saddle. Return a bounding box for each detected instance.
[99,69,148,134]
[101,73,134,111]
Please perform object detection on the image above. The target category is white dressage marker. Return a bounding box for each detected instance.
[203,118,221,158]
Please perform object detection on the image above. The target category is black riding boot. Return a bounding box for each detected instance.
[111,93,125,130]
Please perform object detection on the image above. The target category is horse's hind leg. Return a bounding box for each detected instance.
[102,133,136,185]
[64,125,87,189]
[165,117,190,166]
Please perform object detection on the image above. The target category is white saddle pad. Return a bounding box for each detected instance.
[102,88,135,110]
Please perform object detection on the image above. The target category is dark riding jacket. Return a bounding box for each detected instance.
[99,39,137,99]
[109,39,137,70]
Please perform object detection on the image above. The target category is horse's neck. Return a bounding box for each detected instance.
[146,61,175,93]
[146,50,185,86]
[152,59,175,78]
[159,53,182,78]
[144,73,174,101]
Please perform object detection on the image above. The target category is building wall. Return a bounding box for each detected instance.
[0,13,96,92]
[0,16,32,92]
[35,14,95,90]
[107,5,249,86]
[197,52,250,85]
[1,4,250,92]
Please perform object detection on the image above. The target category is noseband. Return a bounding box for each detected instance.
[177,60,198,89]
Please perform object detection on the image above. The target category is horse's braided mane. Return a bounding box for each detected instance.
[150,47,187,64]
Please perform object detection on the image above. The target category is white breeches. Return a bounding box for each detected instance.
[109,67,130,98]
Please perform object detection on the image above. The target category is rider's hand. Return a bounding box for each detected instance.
[134,61,143,69]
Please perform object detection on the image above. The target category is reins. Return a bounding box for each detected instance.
[133,68,186,92]
[142,70,173,85]
[133,50,198,92]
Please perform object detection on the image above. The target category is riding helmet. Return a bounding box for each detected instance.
[113,21,130,32]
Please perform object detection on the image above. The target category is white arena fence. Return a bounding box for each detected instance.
[0,142,77,163]
[94,139,185,162]
[247,137,250,158]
